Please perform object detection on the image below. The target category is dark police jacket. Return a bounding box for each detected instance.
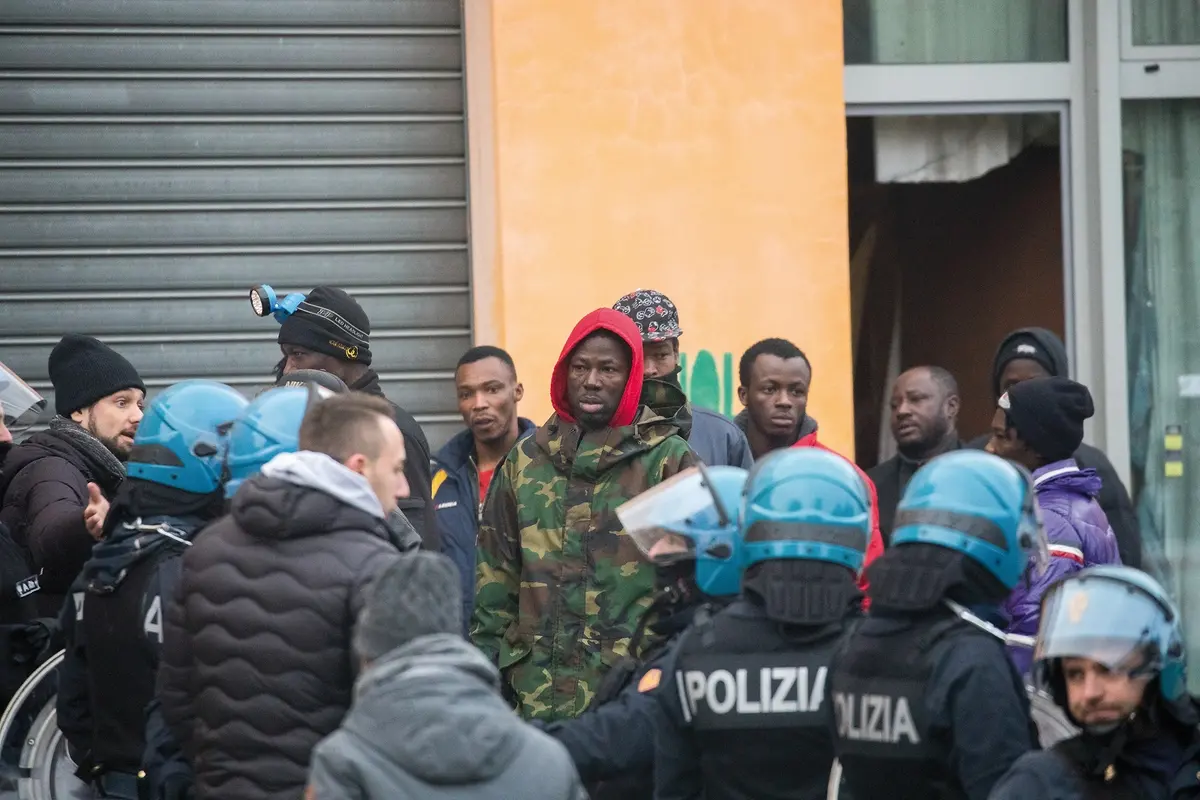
[655,599,857,800]
[830,609,1034,800]
[57,515,200,777]
[539,601,705,800]
[990,705,1200,800]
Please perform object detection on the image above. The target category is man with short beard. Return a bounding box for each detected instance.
[0,334,144,617]
[868,366,963,544]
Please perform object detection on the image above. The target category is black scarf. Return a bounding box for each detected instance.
[47,416,125,492]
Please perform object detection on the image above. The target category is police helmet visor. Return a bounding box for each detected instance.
[0,362,45,436]
[1036,577,1170,678]
[618,467,715,561]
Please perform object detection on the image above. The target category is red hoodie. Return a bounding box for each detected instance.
[793,429,885,601]
[550,309,645,428]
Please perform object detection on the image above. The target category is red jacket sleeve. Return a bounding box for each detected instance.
[792,437,883,607]
[854,464,884,608]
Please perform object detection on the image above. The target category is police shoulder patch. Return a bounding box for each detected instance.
[638,668,662,693]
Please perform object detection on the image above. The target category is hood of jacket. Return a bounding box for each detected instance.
[261,450,385,519]
[732,409,819,446]
[231,451,389,542]
[343,633,521,784]
[550,309,644,428]
[534,405,683,476]
[640,372,693,442]
[991,327,1070,398]
[434,418,537,473]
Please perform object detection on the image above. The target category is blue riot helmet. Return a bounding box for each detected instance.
[249,284,306,324]
[741,448,872,574]
[1035,566,1188,722]
[224,385,326,498]
[617,465,748,597]
[126,380,249,495]
[890,450,1050,590]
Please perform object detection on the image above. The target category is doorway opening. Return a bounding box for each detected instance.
[848,109,1070,468]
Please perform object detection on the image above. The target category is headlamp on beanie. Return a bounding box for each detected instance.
[249,284,306,324]
[272,285,374,366]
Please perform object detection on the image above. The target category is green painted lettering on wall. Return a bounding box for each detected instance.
[677,350,735,417]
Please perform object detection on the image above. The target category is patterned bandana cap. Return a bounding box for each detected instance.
[612,288,683,343]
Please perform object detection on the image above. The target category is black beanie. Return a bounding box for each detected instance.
[992,329,1067,397]
[1001,376,1094,462]
[49,334,145,416]
[277,286,372,366]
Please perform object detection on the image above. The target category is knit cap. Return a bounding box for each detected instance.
[277,286,373,366]
[49,334,145,416]
[353,552,463,661]
[1000,377,1094,462]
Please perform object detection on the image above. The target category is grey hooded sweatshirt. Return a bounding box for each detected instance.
[309,634,587,800]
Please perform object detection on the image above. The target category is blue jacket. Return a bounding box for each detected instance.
[689,407,753,469]
[433,418,536,633]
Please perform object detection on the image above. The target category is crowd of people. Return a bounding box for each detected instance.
[0,283,1192,799]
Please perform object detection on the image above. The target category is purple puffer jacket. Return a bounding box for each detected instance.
[1004,459,1121,676]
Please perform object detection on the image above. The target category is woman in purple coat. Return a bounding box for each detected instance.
[986,376,1121,676]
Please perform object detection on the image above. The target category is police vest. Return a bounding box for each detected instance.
[77,517,195,774]
[830,613,997,800]
[672,599,853,800]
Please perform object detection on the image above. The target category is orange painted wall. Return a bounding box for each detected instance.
[466,0,854,454]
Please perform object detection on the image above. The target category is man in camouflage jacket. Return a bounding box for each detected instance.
[471,308,696,722]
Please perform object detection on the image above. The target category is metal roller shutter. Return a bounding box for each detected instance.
[0,0,469,448]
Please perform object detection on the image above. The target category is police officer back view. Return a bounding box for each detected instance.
[57,380,248,799]
[655,448,873,800]
[991,566,1200,799]
[829,450,1045,800]
[539,465,747,799]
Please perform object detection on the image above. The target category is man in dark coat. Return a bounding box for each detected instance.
[868,366,962,544]
[0,335,145,617]
[157,393,405,800]
[965,327,1141,568]
[271,284,438,550]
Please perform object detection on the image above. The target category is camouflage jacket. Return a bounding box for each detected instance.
[470,405,696,722]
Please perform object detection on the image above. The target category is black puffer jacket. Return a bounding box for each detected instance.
[157,454,401,800]
[0,430,123,617]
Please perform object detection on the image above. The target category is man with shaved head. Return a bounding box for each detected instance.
[868,366,963,544]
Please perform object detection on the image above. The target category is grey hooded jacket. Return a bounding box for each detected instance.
[309,634,587,800]
[159,451,402,800]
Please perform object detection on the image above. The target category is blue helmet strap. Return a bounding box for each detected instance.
[745,520,869,562]
[892,508,1010,550]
